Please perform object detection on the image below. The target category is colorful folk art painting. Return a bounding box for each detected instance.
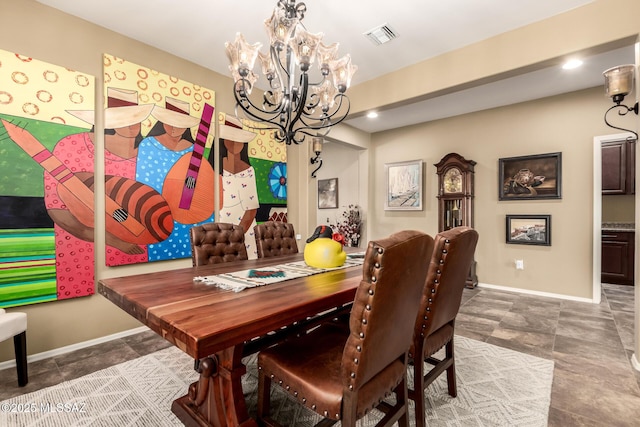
[218,112,287,259]
[101,54,218,265]
[0,49,96,308]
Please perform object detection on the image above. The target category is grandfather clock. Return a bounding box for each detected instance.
[435,152,478,288]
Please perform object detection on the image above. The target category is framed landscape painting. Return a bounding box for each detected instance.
[506,214,551,246]
[499,152,562,200]
[384,160,423,210]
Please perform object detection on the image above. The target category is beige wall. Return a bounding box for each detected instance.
[314,144,364,229]
[1,0,640,363]
[369,87,614,298]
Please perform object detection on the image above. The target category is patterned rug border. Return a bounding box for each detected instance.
[0,335,553,427]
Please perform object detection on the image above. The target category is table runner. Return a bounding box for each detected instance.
[194,253,365,292]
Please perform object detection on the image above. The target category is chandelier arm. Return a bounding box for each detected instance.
[271,45,289,93]
[233,80,288,124]
[234,104,286,139]
[234,80,280,116]
[291,95,351,138]
[604,104,639,139]
[286,72,309,139]
[326,95,350,119]
[313,96,351,128]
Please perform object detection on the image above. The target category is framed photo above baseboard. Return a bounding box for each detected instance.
[506,214,551,246]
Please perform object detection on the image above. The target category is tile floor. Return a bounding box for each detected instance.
[1,284,638,426]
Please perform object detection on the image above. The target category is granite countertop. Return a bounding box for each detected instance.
[602,222,635,232]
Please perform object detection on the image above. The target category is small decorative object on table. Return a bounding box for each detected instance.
[304,225,347,268]
[331,204,362,247]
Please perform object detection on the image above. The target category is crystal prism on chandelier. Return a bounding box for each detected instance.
[225,0,357,145]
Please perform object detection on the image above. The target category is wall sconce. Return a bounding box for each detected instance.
[310,136,323,178]
[603,64,639,138]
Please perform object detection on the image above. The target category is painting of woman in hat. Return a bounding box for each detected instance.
[46,87,154,295]
[219,114,260,259]
[136,97,217,262]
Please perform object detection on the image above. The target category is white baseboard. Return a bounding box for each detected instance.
[0,326,149,371]
[477,282,595,304]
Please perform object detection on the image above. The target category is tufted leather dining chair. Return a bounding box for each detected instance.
[253,220,298,258]
[0,308,28,386]
[409,226,479,427]
[189,222,248,266]
[257,230,435,427]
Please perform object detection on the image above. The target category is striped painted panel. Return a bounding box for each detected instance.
[0,229,57,308]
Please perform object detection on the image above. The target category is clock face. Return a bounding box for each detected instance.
[443,167,463,193]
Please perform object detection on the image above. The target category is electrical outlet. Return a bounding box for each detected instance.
[515,259,524,270]
[296,234,301,240]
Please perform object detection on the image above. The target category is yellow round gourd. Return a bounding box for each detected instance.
[304,238,347,269]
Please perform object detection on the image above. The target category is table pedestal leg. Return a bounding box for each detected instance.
[172,345,257,427]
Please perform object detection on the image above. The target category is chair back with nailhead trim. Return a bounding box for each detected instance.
[341,230,435,392]
[409,226,478,427]
[412,226,478,345]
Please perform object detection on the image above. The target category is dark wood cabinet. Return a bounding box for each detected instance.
[602,138,635,195]
[435,153,477,288]
[601,231,634,285]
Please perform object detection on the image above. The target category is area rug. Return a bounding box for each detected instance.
[0,336,553,426]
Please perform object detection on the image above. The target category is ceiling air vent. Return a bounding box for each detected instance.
[364,24,397,46]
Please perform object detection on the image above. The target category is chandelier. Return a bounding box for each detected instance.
[225,0,357,146]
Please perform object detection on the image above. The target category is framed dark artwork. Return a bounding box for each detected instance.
[384,159,423,210]
[498,152,562,200]
[318,178,338,209]
[506,214,551,246]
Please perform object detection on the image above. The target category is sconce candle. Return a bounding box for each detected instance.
[312,137,323,153]
[603,64,636,99]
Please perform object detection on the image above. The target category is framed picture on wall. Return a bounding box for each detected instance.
[318,178,338,209]
[506,214,551,246]
[499,152,562,200]
[384,159,423,210]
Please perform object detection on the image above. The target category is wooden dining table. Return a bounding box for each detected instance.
[97,252,364,427]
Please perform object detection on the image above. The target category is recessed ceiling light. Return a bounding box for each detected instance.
[562,59,583,70]
[366,111,379,119]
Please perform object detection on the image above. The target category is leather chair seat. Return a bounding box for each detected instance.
[259,323,406,420]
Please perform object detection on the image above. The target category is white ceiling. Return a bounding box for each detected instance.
[37,0,634,133]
